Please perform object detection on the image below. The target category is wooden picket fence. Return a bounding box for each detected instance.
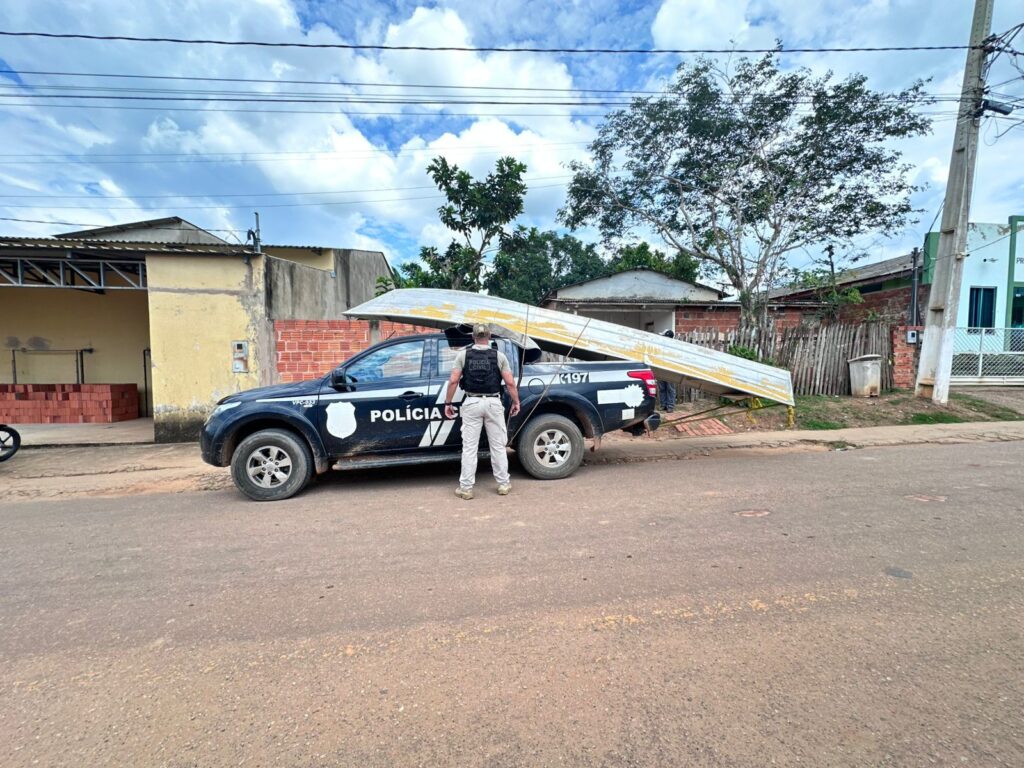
[677,322,893,397]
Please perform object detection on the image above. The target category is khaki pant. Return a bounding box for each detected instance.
[459,397,510,490]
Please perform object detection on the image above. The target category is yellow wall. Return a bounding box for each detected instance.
[0,287,151,407]
[146,254,268,441]
[263,245,334,271]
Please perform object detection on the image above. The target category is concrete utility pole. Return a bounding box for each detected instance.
[915,0,994,404]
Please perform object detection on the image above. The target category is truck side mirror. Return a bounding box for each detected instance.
[331,369,356,390]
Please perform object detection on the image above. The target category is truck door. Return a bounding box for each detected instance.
[318,338,436,456]
[422,337,512,452]
[424,339,467,451]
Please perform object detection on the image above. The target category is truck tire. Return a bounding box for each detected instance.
[230,428,313,502]
[516,414,585,480]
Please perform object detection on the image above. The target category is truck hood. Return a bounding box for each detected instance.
[219,379,321,405]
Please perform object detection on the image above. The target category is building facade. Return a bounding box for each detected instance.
[924,217,1024,338]
[922,217,1024,383]
[0,217,411,440]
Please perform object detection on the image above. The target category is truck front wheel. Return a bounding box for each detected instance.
[230,428,313,501]
[516,414,584,480]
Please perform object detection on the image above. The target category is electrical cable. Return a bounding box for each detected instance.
[0,173,576,199]
[0,180,573,210]
[0,215,240,232]
[0,141,592,163]
[0,68,669,95]
[0,31,982,55]
[0,102,616,117]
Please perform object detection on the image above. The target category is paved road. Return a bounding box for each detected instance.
[2,442,1023,767]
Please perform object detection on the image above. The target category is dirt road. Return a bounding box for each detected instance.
[2,442,1023,766]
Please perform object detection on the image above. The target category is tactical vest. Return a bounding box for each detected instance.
[461,347,502,394]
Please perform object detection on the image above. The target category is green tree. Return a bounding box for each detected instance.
[402,156,527,291]
[609,242,700,283]
[788,244,863,319]
[560,53,930,323]
[485,228,556,305]
[485,228,608,305]
[550,232,607,288]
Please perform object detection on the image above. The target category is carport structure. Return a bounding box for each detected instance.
[0,238,161,424]
[1,217,396,441]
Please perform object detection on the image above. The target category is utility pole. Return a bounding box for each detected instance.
[910,247,920,326]
[915,0,994,403]
[246,211,262,254]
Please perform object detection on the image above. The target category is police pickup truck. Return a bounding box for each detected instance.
[201,330,661,501]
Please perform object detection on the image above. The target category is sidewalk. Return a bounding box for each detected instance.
[4,420,1024,502]
[13,418,155,446]
[593,420,1024,464]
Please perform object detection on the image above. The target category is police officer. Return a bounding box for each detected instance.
[444,324,521,500]
[658,329,677,412]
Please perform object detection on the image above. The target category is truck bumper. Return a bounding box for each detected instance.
[622,411,660,436]
[199,424,225,467]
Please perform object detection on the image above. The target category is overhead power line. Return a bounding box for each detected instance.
[0,181,573,211]
[0,143,594,166]
[0,69,969,101]
[0,102,614,117]
[0,68,666,95]
[0,215,240,232]
[0,30,981,55]
[0,82,965,106]
[0,101,962,120]
[0,92,657,107]
[0,140,590,160]
[0,173,576,199]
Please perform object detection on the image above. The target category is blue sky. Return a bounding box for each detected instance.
[0,0,1021,276]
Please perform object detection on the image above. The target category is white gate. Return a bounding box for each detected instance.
[950,327,1024,385]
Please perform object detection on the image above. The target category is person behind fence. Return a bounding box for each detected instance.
[658,329,677,412]
[444,324,521,500]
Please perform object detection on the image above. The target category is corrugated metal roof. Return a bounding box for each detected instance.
[346,288,795,406]
[0,237,252,256]
[771,253,914,298]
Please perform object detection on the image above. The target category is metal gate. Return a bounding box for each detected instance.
[950,327,1024,384]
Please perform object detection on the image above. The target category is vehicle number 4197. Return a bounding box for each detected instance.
[558,372,589,384]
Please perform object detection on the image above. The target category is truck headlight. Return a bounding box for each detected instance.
[209,401,241,420]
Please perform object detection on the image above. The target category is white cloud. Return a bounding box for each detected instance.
[0,0,1019,272]
[652,0,778,51]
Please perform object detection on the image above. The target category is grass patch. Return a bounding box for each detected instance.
[801,418,845,430]
[949,393,1023,421]
[904,412,965,425]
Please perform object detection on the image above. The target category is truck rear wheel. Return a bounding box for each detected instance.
[230,428,313,501]
[516,414,584,480]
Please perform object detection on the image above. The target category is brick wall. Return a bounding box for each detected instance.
[275,319,435,383]
[838,285,930,324]
[0,383,139,423]
[674,306,810,333]
[891,325,924,389]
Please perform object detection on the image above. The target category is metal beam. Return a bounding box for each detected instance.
[0,257,146,290]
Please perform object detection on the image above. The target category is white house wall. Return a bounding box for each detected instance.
[957,223,1012,337]
[555,270,720,302]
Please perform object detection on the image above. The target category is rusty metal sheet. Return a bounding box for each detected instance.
[345,288,795,406]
